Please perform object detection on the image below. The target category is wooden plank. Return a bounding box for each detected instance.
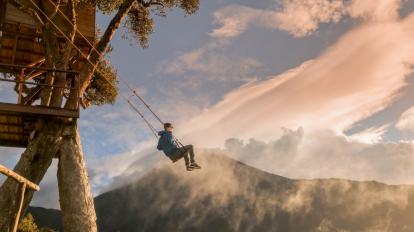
[0,140,26,147]
[0,102,79,118]
[5,3,36,27]
[0,0,7,27]
[0,164,39,191]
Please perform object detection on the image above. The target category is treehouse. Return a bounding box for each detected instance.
[0,0,96,68]
[0,0,96,147]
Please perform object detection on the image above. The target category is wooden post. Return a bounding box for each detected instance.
[12,183,26,232]
[17,68,24,104]
[0,164,39,191]
[0,164,39,231]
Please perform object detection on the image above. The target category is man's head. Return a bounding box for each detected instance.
[164,123,174,132]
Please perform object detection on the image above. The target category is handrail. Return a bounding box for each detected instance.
[0,164,39,191]
[0,78,80,90]
[0,63,80,111]
[0,63,79,74]
[0,164,39,232]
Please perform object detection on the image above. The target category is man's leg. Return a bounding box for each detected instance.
[173,147,190,166]
[184,145,201,169]
[183,145,195,163]
[182,151,190,166]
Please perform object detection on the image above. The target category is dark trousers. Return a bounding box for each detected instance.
[169,145,195,166]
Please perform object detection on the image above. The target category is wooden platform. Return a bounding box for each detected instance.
[0,103,79,148]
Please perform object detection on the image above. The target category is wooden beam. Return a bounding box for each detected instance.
[0,102,79,118]
[0,0,6,27]
[0,131,23,135]
[0,164,40,191]
[0,140,26,148]
[0,121,23,127]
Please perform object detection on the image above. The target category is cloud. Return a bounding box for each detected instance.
[396,106,414,132]
[107,153,414,231]
[348,0,403,22]
[158,41,265,83]
[151,41,268,123]
[210,0,405,40]
[30,160,59,209]
[223,128,414,185]
[348,124,390,144]
[182,11,414,147]
[210,1,345,39]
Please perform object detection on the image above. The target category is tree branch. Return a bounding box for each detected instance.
[142,0,164,8]
[62,0,77,61]
[77,0,138,97]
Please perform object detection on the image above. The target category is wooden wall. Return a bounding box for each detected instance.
[2,1,96,40]
[0,0,95,69]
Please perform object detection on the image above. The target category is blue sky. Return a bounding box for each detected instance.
[3,0,414,208]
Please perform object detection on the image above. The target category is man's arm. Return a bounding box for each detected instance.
[167,133,178,148]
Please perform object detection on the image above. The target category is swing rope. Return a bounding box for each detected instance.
[27,0,184,144]
[122,95,159,139]
[123,81,185,147]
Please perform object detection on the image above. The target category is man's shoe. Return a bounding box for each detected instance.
[186,166,194,171]
[190,162,201,169]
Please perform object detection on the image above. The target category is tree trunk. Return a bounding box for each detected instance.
[0,0,138,230]
[0,119,65,231]
[58,122,97,232]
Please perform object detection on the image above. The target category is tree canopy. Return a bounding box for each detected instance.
[81,0,199,106]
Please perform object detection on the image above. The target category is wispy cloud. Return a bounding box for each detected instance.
[210,0,404,40]
[210,1,345,39]
[396,106,414,132]
[183,10,414,147]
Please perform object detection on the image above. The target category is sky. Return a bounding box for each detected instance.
[3,0,414,209]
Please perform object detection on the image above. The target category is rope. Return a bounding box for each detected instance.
[27,0,101,71]
[26,0,185,145]
[123,79,163,124]
[44,0,105,59]
[123,79,185,147]
[122,95,159,139]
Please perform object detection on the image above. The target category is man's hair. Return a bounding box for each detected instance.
[164,123,173,130]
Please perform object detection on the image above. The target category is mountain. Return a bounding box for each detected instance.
[30,154,414,232]
[27,206,62,231]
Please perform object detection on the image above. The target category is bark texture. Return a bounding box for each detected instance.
[0,0,139,231]
[0,119,65,231]
[58,123,97,232]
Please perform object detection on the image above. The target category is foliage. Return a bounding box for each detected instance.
[18,214,38,232]
[83,0,198,106]
[17,214,56,232]
[84,58,118,106]
[79,0,199,48]
[125,0,200,48]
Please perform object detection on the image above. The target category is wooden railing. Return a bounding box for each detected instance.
[0,164,39,232]
[0,63,80,116]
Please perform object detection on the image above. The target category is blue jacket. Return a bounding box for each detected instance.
[157,130,178,156]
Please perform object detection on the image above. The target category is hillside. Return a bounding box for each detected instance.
[31,154,414,232]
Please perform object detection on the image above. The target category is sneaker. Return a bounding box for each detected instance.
[190,162,201,169]
[186,166,194,171]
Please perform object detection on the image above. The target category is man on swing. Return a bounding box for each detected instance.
[157,123,201,171]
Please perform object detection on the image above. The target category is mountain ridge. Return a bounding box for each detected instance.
[29,153,414,232]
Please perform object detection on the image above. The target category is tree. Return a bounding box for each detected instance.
[18,214,39,232]
[0,0,199,231]
[17,213,56,232]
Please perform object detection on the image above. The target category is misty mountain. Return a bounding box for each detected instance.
[30,154,414,232]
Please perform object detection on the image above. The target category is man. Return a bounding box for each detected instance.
[157,123,201,171]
